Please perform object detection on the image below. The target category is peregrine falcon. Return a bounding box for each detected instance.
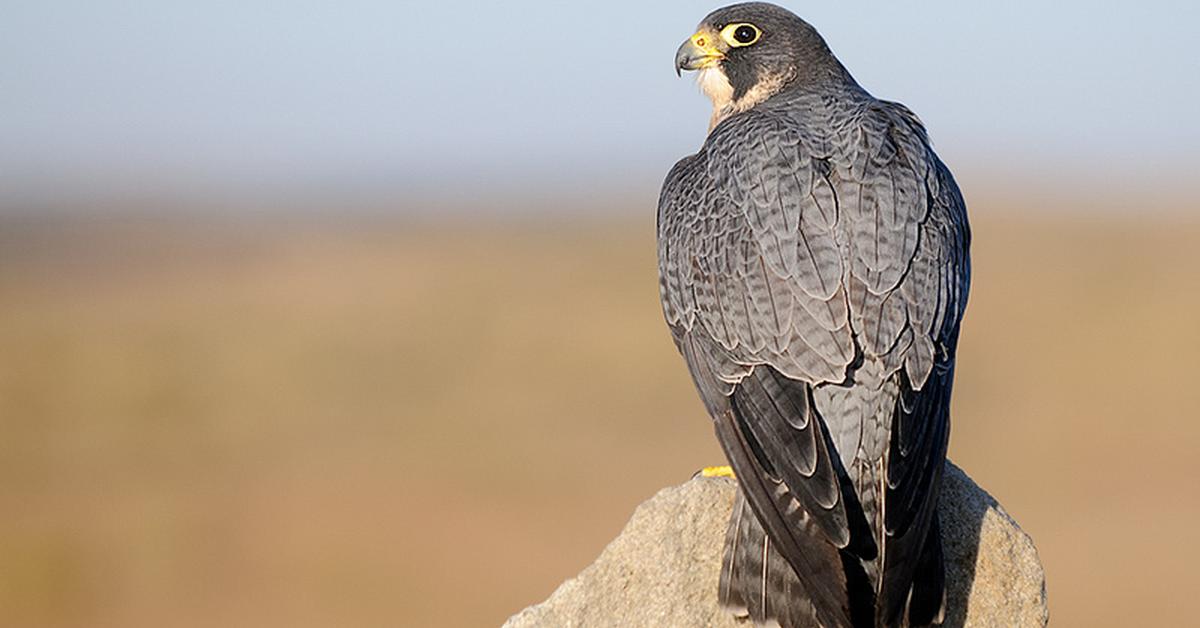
[657,4,971,627]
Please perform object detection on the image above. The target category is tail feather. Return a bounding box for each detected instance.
[905,513,947,626]
[719,489,823,627]
[719,488,947,628]
[713,411,855,627]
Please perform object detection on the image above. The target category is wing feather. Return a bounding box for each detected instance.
[658,96,969,628]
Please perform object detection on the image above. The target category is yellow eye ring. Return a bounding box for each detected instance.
[720,23,761,47]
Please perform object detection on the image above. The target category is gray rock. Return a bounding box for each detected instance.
[505,462,1047,627]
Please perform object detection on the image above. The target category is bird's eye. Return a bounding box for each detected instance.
[720,23,761,47]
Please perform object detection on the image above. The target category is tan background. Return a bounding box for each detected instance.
[1,192,1197,627]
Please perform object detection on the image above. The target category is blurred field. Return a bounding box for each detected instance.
[0,201,1198,627]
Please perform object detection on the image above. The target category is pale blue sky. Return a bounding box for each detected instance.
[2,1,1198,207]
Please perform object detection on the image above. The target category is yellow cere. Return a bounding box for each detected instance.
[690,31,723,57]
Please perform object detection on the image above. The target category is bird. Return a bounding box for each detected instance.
[657,3,971,627]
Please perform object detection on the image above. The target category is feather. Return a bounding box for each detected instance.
[657,50,970,627]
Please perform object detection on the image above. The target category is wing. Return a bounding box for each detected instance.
[659,111,856,387]
[658,101,969,627]
[870,107,970,625]
[658,111,859,544]
[835,99,970,625]
[658,114,862,627]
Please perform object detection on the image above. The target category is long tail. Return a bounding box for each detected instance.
[719,489,823,627]
[718,489,946,627]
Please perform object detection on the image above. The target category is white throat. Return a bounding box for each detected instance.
[697,66,735,130]
[695,67,793,131]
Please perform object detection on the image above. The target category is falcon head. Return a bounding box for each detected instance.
[675,3,842,125]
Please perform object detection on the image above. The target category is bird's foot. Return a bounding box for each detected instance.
[697,465,736,479]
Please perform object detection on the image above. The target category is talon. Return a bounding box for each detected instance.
[699,465,736,478]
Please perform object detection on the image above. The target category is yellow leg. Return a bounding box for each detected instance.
[699,465,736,478]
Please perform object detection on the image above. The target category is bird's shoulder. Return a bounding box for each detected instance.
[697,92,938,173]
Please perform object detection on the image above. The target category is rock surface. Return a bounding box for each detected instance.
[505,462,1047,627]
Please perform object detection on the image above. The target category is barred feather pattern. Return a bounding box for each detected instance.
[721,489,823,628]
[658,83,970,627]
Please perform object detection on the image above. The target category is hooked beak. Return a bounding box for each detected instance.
[675,32,725,76]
